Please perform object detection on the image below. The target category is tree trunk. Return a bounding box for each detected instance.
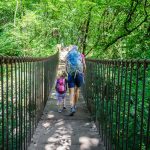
[82,7,92,54]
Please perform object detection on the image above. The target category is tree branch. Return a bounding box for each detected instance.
[84,19,102,56]
[95,0,149,58]
[124,0,139,32]
[96,16,148,58]
[14,0,19,27]
[82,7,93,54]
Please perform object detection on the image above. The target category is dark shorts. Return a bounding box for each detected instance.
[68,73,83,88]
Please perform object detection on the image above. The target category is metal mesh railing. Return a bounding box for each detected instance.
[0,53,58,150]
[82,59,150,150]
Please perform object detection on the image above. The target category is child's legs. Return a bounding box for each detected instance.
[62,93,66,107]
[63,99,66,106]
[57,95,63,109]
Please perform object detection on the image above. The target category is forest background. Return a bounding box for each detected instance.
[0,0,149,59]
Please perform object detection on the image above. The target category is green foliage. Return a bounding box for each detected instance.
[0,0,149,58]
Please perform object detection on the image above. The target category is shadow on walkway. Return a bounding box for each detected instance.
[28,90,105,150]
[28,49,105,150]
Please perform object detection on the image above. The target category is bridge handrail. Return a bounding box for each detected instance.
[0,52,59,150]
[82,58,150,150]
[0,53,58,63]
[86,58,150,63]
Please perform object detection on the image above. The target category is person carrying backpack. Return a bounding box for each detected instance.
[55,71,67,113]
[66,45,86,116]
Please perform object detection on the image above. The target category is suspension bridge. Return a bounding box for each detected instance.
[0,52,149,150]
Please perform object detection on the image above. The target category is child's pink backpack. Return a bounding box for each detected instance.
[56,78,66,94]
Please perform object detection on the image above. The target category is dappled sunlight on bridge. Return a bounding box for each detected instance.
[79,137,99,150]
[28,89,104,150]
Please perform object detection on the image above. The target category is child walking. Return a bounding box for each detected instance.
[55,71,67,113]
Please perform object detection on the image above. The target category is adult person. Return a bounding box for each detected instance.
[65,45,86,116]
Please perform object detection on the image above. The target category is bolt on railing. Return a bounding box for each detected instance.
[0,53,59,150]
[82,59,150,150]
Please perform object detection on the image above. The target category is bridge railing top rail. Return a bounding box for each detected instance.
[86,58,150,64]
[0,52,58,64]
